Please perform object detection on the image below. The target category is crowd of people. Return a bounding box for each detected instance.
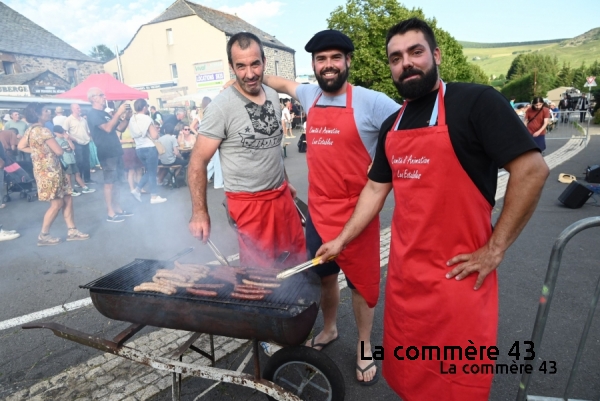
[0,93,221,242]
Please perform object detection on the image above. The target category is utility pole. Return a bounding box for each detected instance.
[533,68,538,96]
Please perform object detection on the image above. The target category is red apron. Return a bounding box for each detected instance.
[383,82,498,400]
[306,84,380,307]
[225,181,306,269]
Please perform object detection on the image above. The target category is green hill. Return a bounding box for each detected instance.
[462,28,600,77]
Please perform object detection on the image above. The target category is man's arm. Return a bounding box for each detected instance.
[316,180,393,262]
[446,150,549,290]
[97,104,130,133]
[261,75,301,100]
[188,135,221,242]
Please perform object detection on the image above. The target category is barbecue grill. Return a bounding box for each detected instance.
[23,250,345,401]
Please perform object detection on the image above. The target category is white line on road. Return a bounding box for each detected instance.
[0,298,93,331]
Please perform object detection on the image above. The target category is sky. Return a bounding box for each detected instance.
[5,0,599,76]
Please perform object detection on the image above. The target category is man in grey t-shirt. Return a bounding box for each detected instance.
[188,32,306,273]
[263,30,399,385]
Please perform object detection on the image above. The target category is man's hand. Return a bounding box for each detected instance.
[116,103,128,117]
[445,243,505,290]
[316,238,345,264]
[288,183,297,199]
[189,211,211,243]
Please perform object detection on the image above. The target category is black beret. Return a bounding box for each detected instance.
[304,29,354,53]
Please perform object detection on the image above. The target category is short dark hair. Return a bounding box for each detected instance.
[133,99,148,112]
[227,32,265,65]
[7,128,18,135]
[23,103,46,124]
[386,18,438,56]
[8,109,19,116]
[150,106,156,111]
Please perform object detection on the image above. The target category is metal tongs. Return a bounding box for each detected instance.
[277,255,337,280]
[206,239,231,266]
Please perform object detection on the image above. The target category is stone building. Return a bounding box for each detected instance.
[103,0,296,108]
[0,2,103,89]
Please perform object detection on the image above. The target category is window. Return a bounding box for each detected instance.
[2,61,15,75]
[166,28,173,45]
[67,67,77,85]
[275,61,280,76]
[170,63,178,79]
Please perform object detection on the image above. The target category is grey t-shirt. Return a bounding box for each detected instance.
[199,85,285,193]
[158,134,178,164]
[296,84,400,158]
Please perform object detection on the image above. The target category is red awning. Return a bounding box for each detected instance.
[56,73,148,101]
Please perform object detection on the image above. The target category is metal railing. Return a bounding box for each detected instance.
[516,216,600,401]
[545,111,590,140]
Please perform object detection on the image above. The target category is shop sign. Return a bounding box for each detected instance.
[0,85,30,96]
[193,60,225,88]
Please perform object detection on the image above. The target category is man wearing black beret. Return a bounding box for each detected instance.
[263,29,399,386]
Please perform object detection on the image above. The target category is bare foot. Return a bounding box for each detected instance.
[357,342,377,383]
[305,330,338,351]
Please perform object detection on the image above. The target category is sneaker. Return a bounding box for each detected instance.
[150,196,167,204]
[260,341,282,357]
[0,228,17,235]
[81,187,96,194]
[67,228,90,241]
[0,230,20,242]
[106,215,125,223]
[115,210,134,217]
[85,180,97,185]
[37,233,60,246]
[131,189,142,202]
[70,191,82,197]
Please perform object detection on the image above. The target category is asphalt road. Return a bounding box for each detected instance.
[1,130,600,401]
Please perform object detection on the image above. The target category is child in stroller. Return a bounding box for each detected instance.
[2,153,37,203]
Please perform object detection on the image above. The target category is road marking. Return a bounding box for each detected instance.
[0,298,93,331]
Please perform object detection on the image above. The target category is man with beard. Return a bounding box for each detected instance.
[188,32,305,272]
[262,29,399,385]
[316,18,548,400]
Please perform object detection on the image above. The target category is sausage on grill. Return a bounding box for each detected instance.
[154,270,190,282]
[231,292,266,300]
[186,288,218,297]
[234,286,272,295]
[248,275,279,282]
[134,282,176,295]
[191,283,225,289]
[242,279,281,288]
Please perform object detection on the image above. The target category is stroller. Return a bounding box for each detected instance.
[2,158,37,203]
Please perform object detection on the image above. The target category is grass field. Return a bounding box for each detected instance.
[462,40,600,78]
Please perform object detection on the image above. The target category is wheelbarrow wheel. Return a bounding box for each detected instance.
[262,346,345,401]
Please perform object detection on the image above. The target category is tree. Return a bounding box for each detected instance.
[88,45,115,62]
[555,62,573,87]
[571,63,587,91]
[505,54,559,82]
[501,71,555,101]
[327,0,487,100]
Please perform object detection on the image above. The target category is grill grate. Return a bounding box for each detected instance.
[81,259,312,310]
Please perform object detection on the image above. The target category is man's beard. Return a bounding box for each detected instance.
[315,65,349,93]
[237,74,264,96]
[393,63,438,100]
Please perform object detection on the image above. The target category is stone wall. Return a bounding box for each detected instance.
[13,54,104,86]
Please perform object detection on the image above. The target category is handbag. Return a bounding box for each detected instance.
[133,115,165,155]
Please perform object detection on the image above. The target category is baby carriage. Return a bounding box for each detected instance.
[2,159,37,203]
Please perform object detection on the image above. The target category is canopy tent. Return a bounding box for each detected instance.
[56,73,148,101]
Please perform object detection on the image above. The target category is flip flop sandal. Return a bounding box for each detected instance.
[356,361,380,386]
[307,336,338,351]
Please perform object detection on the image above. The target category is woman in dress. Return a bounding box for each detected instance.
[17,103,89,246]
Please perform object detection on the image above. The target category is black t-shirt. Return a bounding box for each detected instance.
[87,109,124,161]
[368,83,539,206]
